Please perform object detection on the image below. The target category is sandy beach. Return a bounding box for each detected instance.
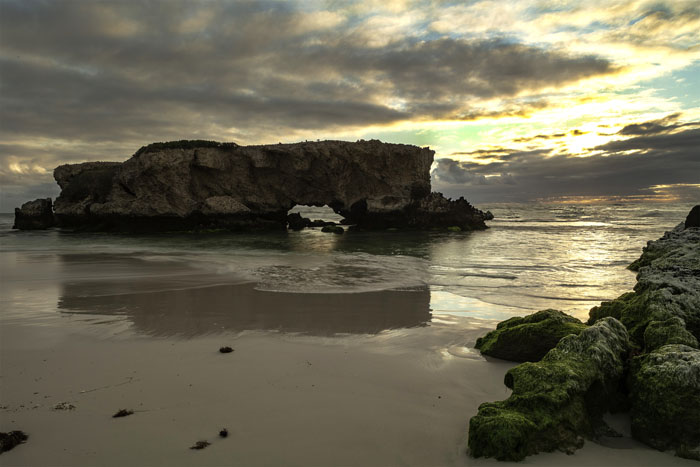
[1,264,696,466]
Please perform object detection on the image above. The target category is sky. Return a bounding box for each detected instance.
[1,0,699,211]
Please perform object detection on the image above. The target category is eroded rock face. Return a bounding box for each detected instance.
[13,198,55,230]
[468,318,629,461]
[50,140,488,232]
[475,309,587,362]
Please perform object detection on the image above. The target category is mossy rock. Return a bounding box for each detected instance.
[321,225,344,234]
[467,405,538,461]
[588,289,664,347]
[446,226,462,232]
[468,318,629,461]
[629,344,700,460]
[643,317,698,352]
[475,309,587,362]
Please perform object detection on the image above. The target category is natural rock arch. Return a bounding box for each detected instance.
[17,140,489,232]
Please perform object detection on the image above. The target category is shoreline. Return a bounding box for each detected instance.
[2,205,697,465]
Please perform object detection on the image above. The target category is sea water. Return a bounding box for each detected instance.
[0,202,693,329]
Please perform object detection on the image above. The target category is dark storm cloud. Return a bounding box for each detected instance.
[595,127,700,153]
[432,126,700,203]
[513,133,566,142]
[617,112,685,135]
[0,1,618,144]
[434,158,518,185]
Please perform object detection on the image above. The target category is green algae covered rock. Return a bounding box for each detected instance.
[629,344,700,460]
[589,224,700,349]
[475,309,587,362]
[589,289,665,347]
[643,317,698,352]
[468,317,629,461]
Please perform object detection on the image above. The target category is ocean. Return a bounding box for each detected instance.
[1,202,693,330]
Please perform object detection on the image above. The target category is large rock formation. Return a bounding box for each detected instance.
[40,139,488,232]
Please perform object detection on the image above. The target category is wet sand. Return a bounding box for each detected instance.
[1,254,696,466]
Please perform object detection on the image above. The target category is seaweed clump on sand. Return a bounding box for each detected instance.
[0,431,28,453]
[469,205,700,461]
[469,318,629,461]
[475,309,587,362]
[112,409,134,418]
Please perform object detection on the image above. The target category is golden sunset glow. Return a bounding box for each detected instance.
[1,0,698,209]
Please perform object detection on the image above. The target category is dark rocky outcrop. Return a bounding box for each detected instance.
[286,213,309,231]
[321,225,344,234]
[685,204,700,228]
[475,309,587,362]
[13,198,55,230]
[309,219,335,227]
[468,318,629,461]
[40,140,488,232]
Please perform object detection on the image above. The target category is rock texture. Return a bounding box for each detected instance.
[629,344,700,460]
[468,318,629,461]
[12,198,55,230]
[475,309,587,362]
[45,140,488,232]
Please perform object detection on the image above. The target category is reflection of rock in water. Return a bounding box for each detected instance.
[58,281,431,338]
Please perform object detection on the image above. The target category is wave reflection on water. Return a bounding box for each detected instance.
[0,202,693,332]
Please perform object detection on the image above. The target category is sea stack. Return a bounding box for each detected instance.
[16,140,489,232]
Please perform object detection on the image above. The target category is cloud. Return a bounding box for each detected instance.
[432,123,700,203]
[0,1,696,210]
[0,2,617,143]
[434,159,518,186]
[617,112,682,135]
[595,127,700,153]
